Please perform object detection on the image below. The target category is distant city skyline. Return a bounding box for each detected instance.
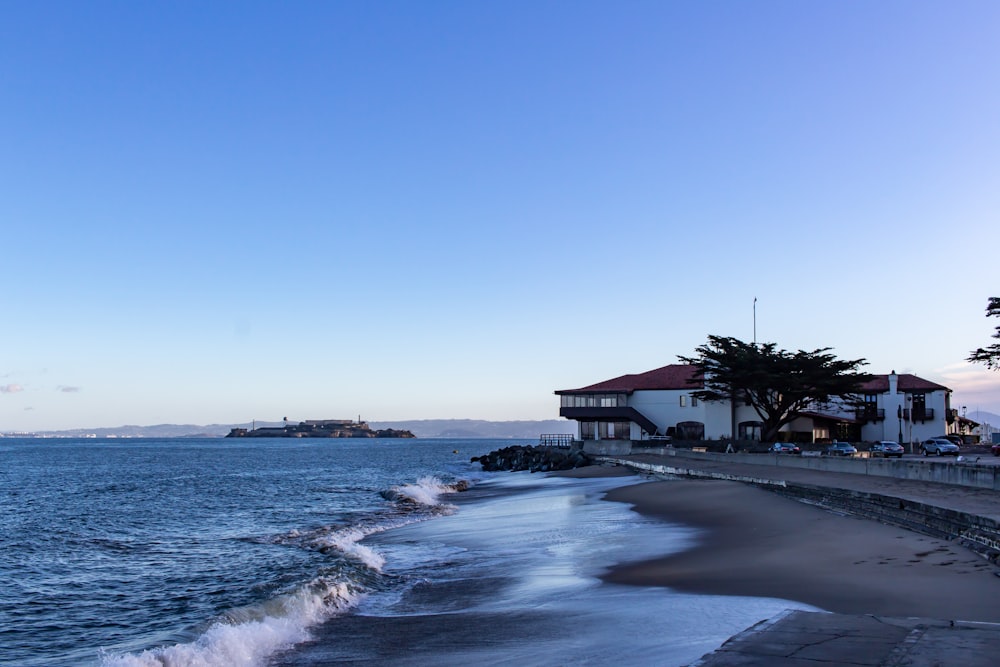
[2,2,998,431]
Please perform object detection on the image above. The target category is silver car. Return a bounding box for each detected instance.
[921,438,960,456]
[870,441,905,458]
[824,442,857,456]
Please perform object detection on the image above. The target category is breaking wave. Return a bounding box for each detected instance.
[380,475,469,507]
[99,475,471,667]
[100,577,361,667]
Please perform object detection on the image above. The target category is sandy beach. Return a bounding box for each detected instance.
[588,473,1000,622]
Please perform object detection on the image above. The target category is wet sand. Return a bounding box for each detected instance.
[599,477,1000,622]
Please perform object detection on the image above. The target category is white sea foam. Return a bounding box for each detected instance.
[384,475,463,507]
[310,524,388,571]
[100,579,361,667]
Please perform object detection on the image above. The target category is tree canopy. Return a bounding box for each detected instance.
[678,335,872,442]
[967,297,1000,370]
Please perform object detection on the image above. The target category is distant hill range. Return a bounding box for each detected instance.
[969,410,1000,427]
[16,419,576,439]
[17,411,998,439]
[373,419,576,439]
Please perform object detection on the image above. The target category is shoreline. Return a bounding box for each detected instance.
[279,463,784,667]
[558,465,1000,622]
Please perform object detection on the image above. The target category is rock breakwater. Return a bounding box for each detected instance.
[472,445,592,472]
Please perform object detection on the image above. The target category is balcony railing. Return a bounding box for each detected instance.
[855,407,885,422]
[539,434,574,448]
[902,408,935,422]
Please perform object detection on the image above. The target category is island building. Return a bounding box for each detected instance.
[227,419,414,439]
[556,365,953,454]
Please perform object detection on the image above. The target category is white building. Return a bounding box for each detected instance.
[556,365,952,449]
[852,371,953,444]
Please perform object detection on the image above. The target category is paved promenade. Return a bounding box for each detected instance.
[693,610,1000,667]
[616,451,1000,522]
[604,451,1000,666]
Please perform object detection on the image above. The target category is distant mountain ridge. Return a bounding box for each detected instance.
[372,419,575,439]
[969,410,1000,427]
[11,412,998,439]
[14,419,576,439]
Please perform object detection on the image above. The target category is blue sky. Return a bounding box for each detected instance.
[2,1,999,431]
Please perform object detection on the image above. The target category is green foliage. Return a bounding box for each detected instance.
[679,335,871,442]
[967,297,1000,370]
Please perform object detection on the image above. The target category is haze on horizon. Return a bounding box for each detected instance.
[2,1,998,432]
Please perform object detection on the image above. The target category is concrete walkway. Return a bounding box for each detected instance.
[692,610,1000,667]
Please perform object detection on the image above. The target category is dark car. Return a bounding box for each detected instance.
[770,442,801,455]
[991,443,1000,457]
[824,442,857,456]
[921,438,960,456]
[870,441,904,458]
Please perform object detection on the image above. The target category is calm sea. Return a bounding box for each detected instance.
[0,437,807,666]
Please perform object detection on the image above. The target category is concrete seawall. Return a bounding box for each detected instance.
[613,446,1000,491]
[602,454,1000,566]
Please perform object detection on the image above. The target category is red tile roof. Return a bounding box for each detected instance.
[558,368,948,395]
[556,364,702,394]
[859,374,950,393]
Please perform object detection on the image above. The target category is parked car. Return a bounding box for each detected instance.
[824,442,857,456]
[992,443,1000,457]
[870,441,905,458]
[770,442,801,455]
[921,438,960,457]
[938,435,964,447]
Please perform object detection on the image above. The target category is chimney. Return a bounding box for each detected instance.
[889,370,898,395]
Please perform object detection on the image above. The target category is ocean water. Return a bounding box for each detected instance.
[0,438,809,666]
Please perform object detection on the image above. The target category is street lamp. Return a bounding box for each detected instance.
[897,404,903,444]
[906,395,913,452]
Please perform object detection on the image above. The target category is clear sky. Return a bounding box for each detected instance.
[2,1,999,431]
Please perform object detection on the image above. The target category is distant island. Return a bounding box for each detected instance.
[226,419,415,439]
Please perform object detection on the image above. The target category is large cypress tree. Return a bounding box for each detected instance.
[679,335,872,442]
[967,297,1000,370]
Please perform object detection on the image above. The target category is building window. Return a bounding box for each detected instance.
[598,421,631,440]
[691,396,698,407]
[860,394,880,422]
[738,421,763,441]
[679,395,687,407]
[676,421,705,440]
[563,393,627,409]
[580,421,595,439]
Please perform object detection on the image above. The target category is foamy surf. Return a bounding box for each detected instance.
[99,475,471,667]
[309,524,389,571]
[380,475,469,507]
[100,578,361,667]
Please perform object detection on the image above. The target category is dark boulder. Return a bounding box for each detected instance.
[472,445,592,472]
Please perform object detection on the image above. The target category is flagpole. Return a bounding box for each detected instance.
[753,297,757,345]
